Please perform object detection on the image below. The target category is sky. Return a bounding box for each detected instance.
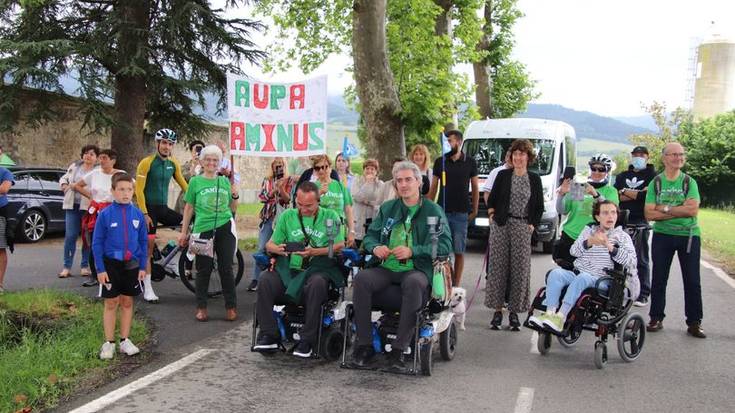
[232,0,735,117]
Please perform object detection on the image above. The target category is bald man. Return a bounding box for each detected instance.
[644,142,705,338]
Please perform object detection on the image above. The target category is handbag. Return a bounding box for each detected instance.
[188,177,221,258]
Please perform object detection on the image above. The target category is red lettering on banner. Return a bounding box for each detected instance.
[253,84,269,109]
[293,123,309,150]
[261,124,276,152]
[230,122,245,151]
[290,84,305,109]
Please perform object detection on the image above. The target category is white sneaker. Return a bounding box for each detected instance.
[99,342,115,360]
[143,274,159,302]
[119,339,140,356]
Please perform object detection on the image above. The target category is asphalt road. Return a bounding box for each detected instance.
[8,237,735,412]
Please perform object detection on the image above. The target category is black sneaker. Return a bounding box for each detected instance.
[509,312,521,331]
[490,311,503,330]
[253,333,279,351]
[292,340,313,358]
[82,277,98,287]
[385,349,408,373]
[350,345,376,368]
[246,279,258,292]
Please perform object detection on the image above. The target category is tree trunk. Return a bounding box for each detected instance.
[111,0,149,173]
[434,0,453,37]
[474,0,493,119]
[352,0,404,180]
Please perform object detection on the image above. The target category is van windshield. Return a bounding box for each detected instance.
[463,138,556,176]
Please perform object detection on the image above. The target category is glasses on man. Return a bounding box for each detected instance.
[314,164,329,171]
[590,166,607,173]
[666,152,686,157]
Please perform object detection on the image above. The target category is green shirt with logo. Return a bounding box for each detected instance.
[561,184,620,240]
[645,173,701,237]
[381,204,420,272]
[271,207,344,270]
[184,175,233,233]
[315,179,353,222]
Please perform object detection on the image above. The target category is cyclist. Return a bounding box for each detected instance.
[135,128,188,303]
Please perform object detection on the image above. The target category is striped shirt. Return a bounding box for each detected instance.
[570,225,637,280]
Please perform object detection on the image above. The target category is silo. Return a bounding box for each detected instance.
[692,34,735,120]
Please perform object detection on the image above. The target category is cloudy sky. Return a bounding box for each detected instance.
[236,0,735,117]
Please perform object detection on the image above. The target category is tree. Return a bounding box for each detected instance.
[628,102,692,171]
[0,0,264,171]
[472,0,536,119]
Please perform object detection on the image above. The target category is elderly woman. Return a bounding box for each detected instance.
[351,159,384,248]
[312,154,355,247]
[178,145,239,322]
[335,152,356,194]
[554,153,619,264]
[485,139,544,331]
[58,144,99,279]
[250,157,295,291]
[409,144,432,195]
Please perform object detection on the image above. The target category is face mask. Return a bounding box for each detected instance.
[631,157,646,170]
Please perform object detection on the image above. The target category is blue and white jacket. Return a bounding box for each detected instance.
[92,202,148,273]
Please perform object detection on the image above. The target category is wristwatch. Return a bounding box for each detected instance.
[663,205,670,213]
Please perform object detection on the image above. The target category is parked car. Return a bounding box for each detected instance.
[5,166,67,243]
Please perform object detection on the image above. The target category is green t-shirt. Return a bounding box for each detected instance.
[316,179,353,221]
[561,184,619,239]
[184,175,233,233]
[381,204,420,272]
[271,207,345,270]
[645,173,701,237]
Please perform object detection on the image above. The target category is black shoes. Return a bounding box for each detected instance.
[646,319,663,332]
[508,312,521,331]
[82,277,98,287]
[385,349,409,373]
[253,333,279,351]
[687,323,707,339]
[490,311,503,330]
[292,340,313,358]
[350,345,376,368]
[246,279,258,292]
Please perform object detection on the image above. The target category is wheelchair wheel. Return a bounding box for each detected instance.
[320,328,345,361]
[594,341,607,369]
[179,249,245,297]
[616,313,645,362]
[439,323,458,361]
[557,324,582,348]
[537,332,552,355]
[420,342,433,376]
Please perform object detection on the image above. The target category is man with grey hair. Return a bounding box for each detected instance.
[350,161,452,372]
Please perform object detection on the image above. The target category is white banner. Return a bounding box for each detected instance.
[226,73,328,157]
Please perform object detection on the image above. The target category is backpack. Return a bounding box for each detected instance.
[653,173,690,204]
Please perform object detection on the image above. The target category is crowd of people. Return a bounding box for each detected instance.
[0,128,707,364]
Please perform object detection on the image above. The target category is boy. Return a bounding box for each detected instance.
[92,173,148,359]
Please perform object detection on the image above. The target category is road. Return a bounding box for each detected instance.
[8,237,734,413]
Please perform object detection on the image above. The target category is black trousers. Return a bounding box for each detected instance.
[195,221,237,309]
[352,267,428,351]
[256,270,329,344]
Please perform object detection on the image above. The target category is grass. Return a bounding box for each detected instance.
[698,208,735,273]
[237,202,261,217]
[238,237,259,252]
[0,290,150,412]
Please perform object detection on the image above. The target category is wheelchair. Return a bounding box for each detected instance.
[339,217,459,376]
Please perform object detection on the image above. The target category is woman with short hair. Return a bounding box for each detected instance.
[312,154,355,247]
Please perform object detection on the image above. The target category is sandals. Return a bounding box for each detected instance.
[58,268,71,278]
[80,267,92,277]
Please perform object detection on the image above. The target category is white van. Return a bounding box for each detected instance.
[462,118,577,252]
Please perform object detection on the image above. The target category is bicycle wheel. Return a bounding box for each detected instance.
[179,249,245,297]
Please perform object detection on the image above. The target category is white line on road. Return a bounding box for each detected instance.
[514,387,535,413]
[530,331,539,354]
[702,259,735,290]
[69,348,214,413]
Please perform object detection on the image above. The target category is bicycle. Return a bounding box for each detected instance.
[150,225,245,297]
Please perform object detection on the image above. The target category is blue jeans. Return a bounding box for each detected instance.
[649,233,702,325]
[543,269,608,310]
[63,206,89,269]
[446,212,468,254]
[252,217,274,281]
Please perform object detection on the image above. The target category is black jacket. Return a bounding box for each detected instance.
[614,164,656,222]
[487,169,544,227]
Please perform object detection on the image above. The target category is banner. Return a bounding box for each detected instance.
[227,73,328,157]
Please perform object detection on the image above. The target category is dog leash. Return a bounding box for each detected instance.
[463,244,489,314]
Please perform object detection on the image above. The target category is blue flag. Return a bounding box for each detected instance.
[441,131,452,155]
[342,136,360,159]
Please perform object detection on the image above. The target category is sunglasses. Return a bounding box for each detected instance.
[314,165,329,171]
[590,166,607,173]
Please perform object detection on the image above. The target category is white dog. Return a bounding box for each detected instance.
[450,287,467,330]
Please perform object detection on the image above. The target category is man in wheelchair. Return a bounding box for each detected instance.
[529,200,639,333]
[252,181,345,358]
[349,161,452,371]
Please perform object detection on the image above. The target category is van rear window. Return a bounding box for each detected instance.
[463,138,555,176]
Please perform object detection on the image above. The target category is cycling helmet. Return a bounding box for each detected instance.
[588,153,613,172]
[154,128,178,143]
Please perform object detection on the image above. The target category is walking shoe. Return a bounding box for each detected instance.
[508,312,521,331]
[687,323,707,339]
[528,312,549,329]
[490,311,503,330]
[634,297,649,307]
[80,267,91,277]
[82,276,98,287]
[58,268,71,278]
[541,312,565,333]
[253,333,279,351]
[385,349,409,373]
[119,339,140,356]
[646,319,663,332]
[350,345,376,368]
[292,340,313,358]
[246,279,258,292]
[99,342,115,360]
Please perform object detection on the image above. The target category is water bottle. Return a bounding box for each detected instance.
[275,311,287,341]
[420,325,434,338]
[432,270,446,299]
[371,323,382,353]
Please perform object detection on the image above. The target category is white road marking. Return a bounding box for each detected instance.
[530,331,539,354]
[514,387,535,413]
[69,348,214,413]
[702,259,735,290]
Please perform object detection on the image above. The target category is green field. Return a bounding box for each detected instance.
[699,208,735,273]
[577,137,632,169]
